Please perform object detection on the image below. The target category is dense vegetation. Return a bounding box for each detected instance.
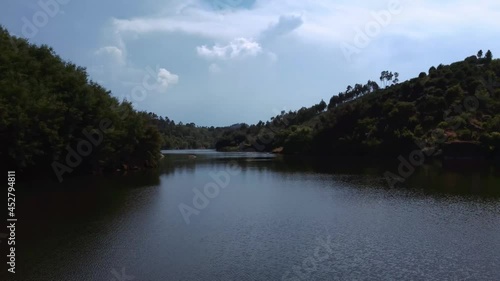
[0,27,166,180]
[149,114,232,150]
[216,51,500,162]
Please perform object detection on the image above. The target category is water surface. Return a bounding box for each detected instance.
[9,150,500,280]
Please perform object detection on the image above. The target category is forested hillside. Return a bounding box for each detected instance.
[316,54,500,159]
[0,27,165,179]
[216,52,500,162]
[149,114,233,150]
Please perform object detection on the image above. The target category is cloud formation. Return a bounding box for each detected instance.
[157,68,179,92]
[196,37,262,60]
[92,43,178,95]
[259,14,303,41]
[109,0,500,46]
[95,46,125,66]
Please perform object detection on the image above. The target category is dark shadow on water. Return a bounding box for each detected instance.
[217,155,500,198]
[160,151,500,198]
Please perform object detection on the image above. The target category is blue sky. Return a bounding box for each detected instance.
[2,0,500,126]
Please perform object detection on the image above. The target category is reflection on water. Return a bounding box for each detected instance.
[9,150,500,281]
[162,150,500,197]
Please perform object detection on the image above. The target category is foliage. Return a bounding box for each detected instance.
[147,114,226,149]
[0,27,164,177]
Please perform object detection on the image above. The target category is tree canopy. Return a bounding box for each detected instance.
[0,27,165,179]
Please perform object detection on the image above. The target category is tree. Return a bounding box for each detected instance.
[367,80,380,92]
[353,84,363,98]
[477,50,483,59]
[338,93,345,103]
[445,84,464,104]
[283,127,313,154]
[316,100,327,112]
[485,50,493,62]
[380,71,394,88]
[328,96,340,109]
[393,72,400,84]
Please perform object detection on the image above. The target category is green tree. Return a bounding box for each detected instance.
[316,100,327,112]
[0,26,163,179]
[485,50,493,63]
[380,71,394,87]
[393,72,400,84]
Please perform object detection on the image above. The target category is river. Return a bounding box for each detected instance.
[9,150,500,280]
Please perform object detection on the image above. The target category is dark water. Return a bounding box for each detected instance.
[6,150,500,280]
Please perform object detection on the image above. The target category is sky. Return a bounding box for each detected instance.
[1,0,500,126]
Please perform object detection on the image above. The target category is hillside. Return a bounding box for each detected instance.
[0,27,164,180]
[216,52,500,162]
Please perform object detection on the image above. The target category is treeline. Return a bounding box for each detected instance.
[316,50,499,158]
[146,113,230,150]
[215,100,327,153]
[215,50,500,162]
[0,27,163,179]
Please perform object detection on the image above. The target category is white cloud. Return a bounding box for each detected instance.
[157,68,179,92]
[108,0,500,46]
[196,38,262,60]
[94,46,125,66]
[91,43,179,95]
